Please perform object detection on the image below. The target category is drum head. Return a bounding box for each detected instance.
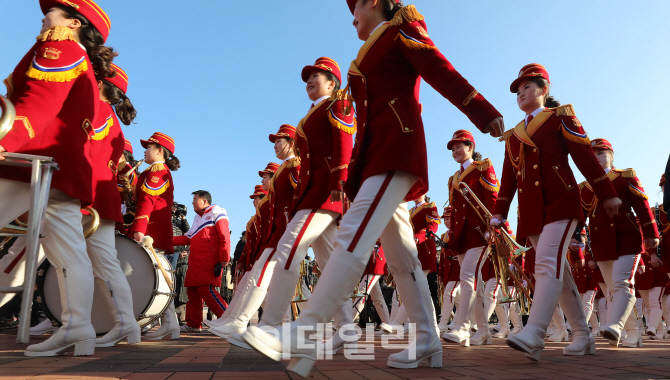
[36,235,159,334]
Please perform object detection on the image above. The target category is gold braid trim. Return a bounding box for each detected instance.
[475,158,492,171]
[582,193,598,218]
[499,128,515,142]
[329,89,352,102]
[390,5,424,26]
[37,26,76,42]
[642,220,656,228]
[395,33,439,51]
[555,104,575,117]
[578,181,587,190]
[463,90,478,107]
[150,163,167,172]
[505,138,525,180]
[593,174,609,184]
[618,168,637,178]
[135,215,149,220]
[330,164,348,172]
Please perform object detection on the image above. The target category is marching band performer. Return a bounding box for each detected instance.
[390,195,441,331]
[655,174,670,336]
[353,242,392,333]
[243,1,503,373]
[238,57,357,352]
[635,253,666,339]
[206,169,275,329]
[437,207,461,333]
[0,0,114,356]
[443,129,500,347]
[579,138,659,348]
[118,139,139,209]
[209,126,300,340]
[492,64,621,361]
[132,132,181,341]
[86,63,141,347]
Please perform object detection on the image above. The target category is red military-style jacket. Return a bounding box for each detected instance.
[410,201,440,272]
[128,162,175,254]
[654,204,669,274]
[293,94,354,214]
[265,157,300,249]
[364,242,386,276]
[253,197,272,265]
[439,232,461,282]
[448,159,499,254]
[494,105,618,238]
[343,5,501,202]
[239,214,258,272]
[580,169,658,261]
[635,253,667,290]
[567,247,596,293]
[0,26,99,204]
[86,101,124,223]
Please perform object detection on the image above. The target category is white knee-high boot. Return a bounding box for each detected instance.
[94,277,141,347]
[144,302,180,340]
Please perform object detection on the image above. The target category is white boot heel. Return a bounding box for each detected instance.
[483,336,492,345]
[170,330,180,339]
[74,339,96,356]
[460,337,470,347]
[127,331,141,345]
[287,356,315,377]
[428,352,443,368]
[525,348,542,362]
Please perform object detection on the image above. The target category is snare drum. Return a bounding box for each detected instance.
[36,234,175,334]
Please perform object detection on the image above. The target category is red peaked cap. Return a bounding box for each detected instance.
[269,124,297,143]
[301,57,342,84]
[442,206,452,218]
[123,138,133,153]
[347,0,401,15]
[40,0,111,43]
[140,132,175,154]
[510,63,550,93]
[447,129,475,150]
[590,138,614,153]
[250,185,267,199]
[258,162,280,178]
[104,63,128,94]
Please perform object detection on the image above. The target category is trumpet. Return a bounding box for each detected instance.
[457,182,533,306]
[120,159,143,227]
[292,259,309,303]
[437,276,444,308]
[0,95,16,141]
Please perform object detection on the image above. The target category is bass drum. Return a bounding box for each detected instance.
[36,234,175,334]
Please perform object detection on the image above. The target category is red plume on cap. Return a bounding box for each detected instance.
[447,129,475,150]
[140,132,175,154]
[510,63,550,93]
[40,0,111,43]
[660,174,665,187]
[302,57,342,84]
[590,138,614,153]
[269,124,297,143]
[250,185,268,199]
[258,162,280,178]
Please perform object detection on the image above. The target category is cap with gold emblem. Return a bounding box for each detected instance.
[510,63,550,93]
[590,138,613,153]
[104,63,128,93]
[250,185,268,199]
[442,206,452,219]
[140,132,175,154]
[269,124,297,143]
[301,57,342,83]
[447,129,475,150]
[258,162,280,178]
[40,0,112,43]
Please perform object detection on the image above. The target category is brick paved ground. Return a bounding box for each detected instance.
[1,326,669,380]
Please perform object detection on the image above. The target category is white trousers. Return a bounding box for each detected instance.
[452,245,486,330]
[580,290,597,324]
[353,274,390,324]
[638,287,664,331]
[389,269,429,324]
[439,280,460,325]
[598,254,640,331]
[0,237,45,307]
[81,216,127,282]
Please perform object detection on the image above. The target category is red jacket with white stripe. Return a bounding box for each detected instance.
[173,204,231,287]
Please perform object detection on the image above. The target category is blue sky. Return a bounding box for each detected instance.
[2,1,669,241]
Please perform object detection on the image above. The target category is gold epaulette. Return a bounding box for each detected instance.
[555,104,576,117]
[150,162,167,172]
[578,181,588,190]
[616,168,637,178]
[475,158,492,171]
[499,128,515,142]
[286,156,301,169]
[329,89,351,102]
[427,201,437,209]
[37,26,76,42]
[390,5,424,26]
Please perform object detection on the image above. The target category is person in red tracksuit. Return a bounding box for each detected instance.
[0,0,114,357]
[173,191,231,331]
[443,129,501,347]
[437,207,461,333]
[243,2,503,372]
[492,64,621,361]
[579,138,659,347]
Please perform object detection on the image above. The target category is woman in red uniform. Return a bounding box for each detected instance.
[492,64,621,361]
[209,126,300,339]
[206,166,276,329]
[437,207,461,333]
[86,63,141,347]
[655,175,670,336]
[238,58,358,353]
[353,242,392,332]
[443,129,500,347]
[244,1,503,373]
[131,132,180,340]
[578,138,659,348]
[0,0,114,357]
[635,253,666,339]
